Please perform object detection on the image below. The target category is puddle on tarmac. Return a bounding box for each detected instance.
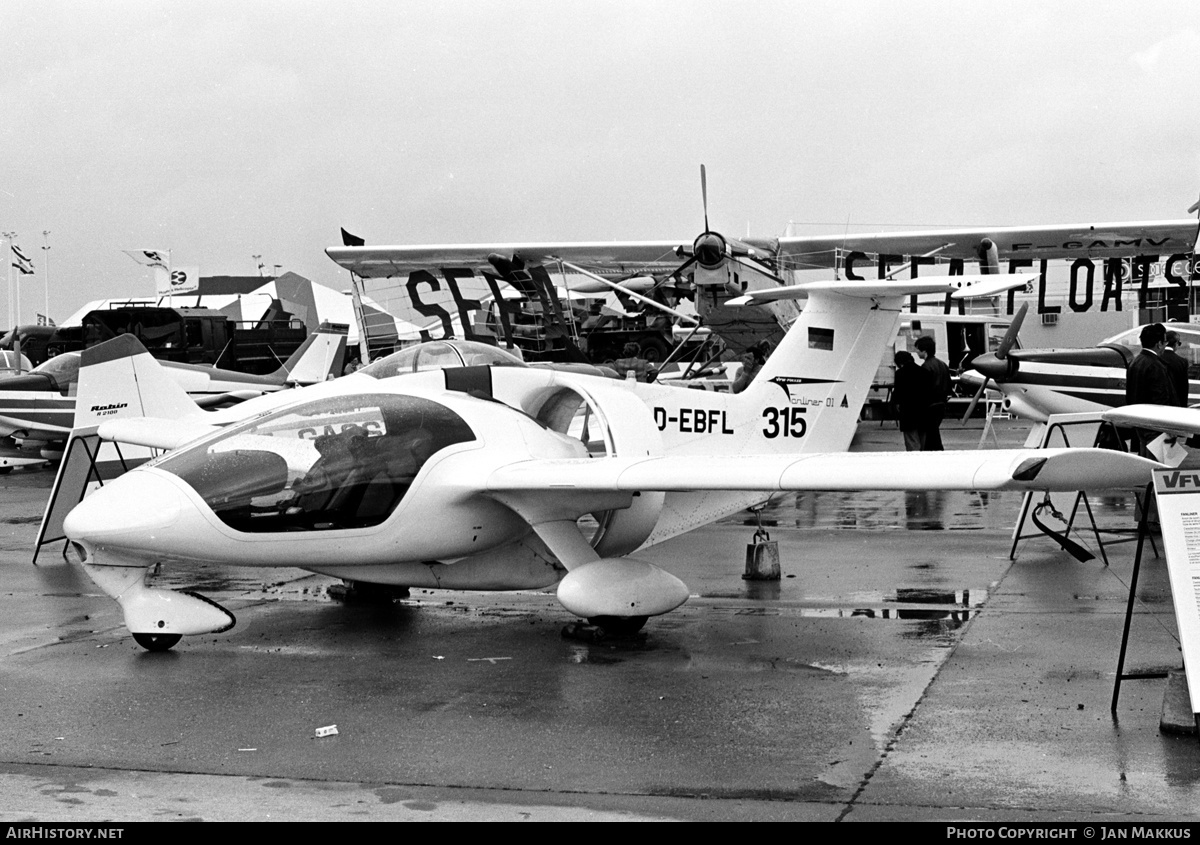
[726,489,1143,532]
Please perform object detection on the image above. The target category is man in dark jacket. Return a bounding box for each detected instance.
[914,335,952,451]
[1126,323,1177,406]
[1161,330,1190,407]
[891,350,931,451]
[1126,323,1178,456]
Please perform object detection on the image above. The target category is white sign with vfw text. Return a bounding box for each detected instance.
[1152,468,1200,716]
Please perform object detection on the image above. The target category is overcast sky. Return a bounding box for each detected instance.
[1,0,1197,323]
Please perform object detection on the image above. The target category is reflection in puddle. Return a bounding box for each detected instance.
[731,489,1142,532]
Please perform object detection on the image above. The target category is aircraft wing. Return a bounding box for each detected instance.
[0,413,70,441]
[326,241,684,278]
[327,221,1198,278]
[1103,404,1200,438]
[775,220,1199,270]
[487,448,1160,494]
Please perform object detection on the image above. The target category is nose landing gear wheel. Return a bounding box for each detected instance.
[133,633,182,652]
[588,615,648,636]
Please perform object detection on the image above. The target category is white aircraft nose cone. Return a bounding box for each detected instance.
[64,470,185,546]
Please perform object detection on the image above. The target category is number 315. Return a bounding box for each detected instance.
[762,407,807,438]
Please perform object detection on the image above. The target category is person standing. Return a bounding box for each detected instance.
[891,350,931,451]
[914,335,951,451]
[1161,330,1190,407]
[1126,323,1178,456]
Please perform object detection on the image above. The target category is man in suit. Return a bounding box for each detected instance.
[1125,323,1178,456]
[914,335,952,451]
[891,350,932,451]
[1161,330,1190,407]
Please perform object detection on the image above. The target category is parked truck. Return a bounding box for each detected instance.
[41,303,308,375]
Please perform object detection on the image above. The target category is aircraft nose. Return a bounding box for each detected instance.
[971,351,1014,381]
[64,470,185,548]
[693,232,726,268]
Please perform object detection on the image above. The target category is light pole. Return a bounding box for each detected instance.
[41,231,50,324]
[2,231,16,329]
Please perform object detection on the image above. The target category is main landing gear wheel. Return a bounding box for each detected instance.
[133,633,182,652]
[588,615,648,636]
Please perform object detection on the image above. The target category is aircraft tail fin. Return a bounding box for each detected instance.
[268,322,348,385]
[39,335,198,564]
[730,277,1031,454]
[73,334,202,429]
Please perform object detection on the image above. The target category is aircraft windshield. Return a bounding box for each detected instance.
[156,393,476,533]
[0,350,31,371]
[359,340,526,379]
[32,352,81,390]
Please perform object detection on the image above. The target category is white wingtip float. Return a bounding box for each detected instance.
[60,277,1163,651]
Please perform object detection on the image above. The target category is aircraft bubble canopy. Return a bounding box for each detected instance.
[359,340,526,379]
[155,393,477,533]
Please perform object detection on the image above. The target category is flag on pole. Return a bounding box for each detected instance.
[11,245,35,275]
[123,249,170,269]
[162,265,200,296]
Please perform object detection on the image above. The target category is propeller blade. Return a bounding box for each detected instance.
[700,164,709,233]
[997,302,1028,360]
[960,378,990,425]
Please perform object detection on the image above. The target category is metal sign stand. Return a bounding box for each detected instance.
[1110,481,1168,713]
[1009,413,1151,565]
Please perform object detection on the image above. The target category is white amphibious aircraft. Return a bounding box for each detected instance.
[326,167,1198,356]
[58,276,1162,652]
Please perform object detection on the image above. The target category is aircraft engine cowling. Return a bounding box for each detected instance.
[976,238,1000,274]
[557,558,690,619]
[530,380,665,556]
[692,231,727,269]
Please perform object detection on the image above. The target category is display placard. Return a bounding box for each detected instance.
[1151,468,1200,717]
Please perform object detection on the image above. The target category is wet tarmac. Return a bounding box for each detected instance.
[1,419,1198,821]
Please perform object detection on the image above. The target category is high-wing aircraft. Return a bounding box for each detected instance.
[55,274,1162,652]
[326,168,1198,359]
[960,320,1200,422]
[0,324,346,458]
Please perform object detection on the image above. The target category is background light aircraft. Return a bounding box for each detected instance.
[53,273,1162,653]
[326,168,1198,361]
[0,325,346,459]
[961,319,1200,422]
[0,350,33,378]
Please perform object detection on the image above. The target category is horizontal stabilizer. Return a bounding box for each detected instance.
[192,390,267,408]
[98,417,220,451]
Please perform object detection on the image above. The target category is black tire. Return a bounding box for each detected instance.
[588,615,648,636]
[133,633,182,652]
[639,338,670,364]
